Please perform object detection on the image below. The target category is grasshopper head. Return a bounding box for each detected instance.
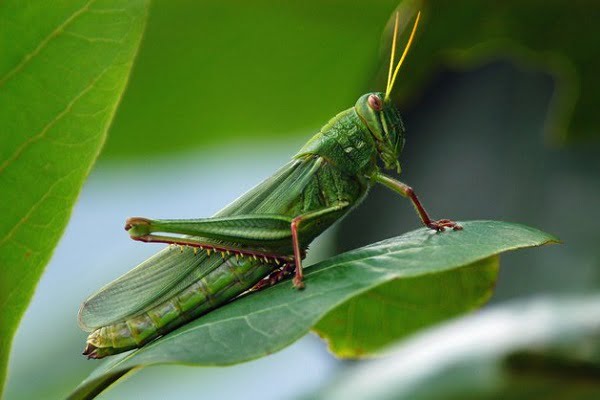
[355,92,405,173]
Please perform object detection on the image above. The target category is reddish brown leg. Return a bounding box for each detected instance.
[405,190,462,231]
[251,264,295,292]
[291,217,305,289]
[374,173,462,232]
[287,202,350,290]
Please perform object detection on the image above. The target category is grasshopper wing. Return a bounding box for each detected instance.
[79,157,324,331]
[78,247,219,331]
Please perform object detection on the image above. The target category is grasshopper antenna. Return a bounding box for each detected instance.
[385,10,421,100]
[386,12,400,95]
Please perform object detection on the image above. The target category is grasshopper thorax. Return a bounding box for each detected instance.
[355,92,405,173]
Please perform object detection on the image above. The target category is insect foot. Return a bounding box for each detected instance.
[427,219,463,232]
[292,276,305,290]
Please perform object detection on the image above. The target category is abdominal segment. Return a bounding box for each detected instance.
[83,255,279,359]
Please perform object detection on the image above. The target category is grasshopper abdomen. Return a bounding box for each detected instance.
[83,254,278,358]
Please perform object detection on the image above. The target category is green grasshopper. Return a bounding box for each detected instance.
[79,11,461,359]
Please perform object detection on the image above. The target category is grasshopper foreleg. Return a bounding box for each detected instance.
[374,173,462,232]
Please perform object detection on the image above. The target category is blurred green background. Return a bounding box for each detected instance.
[102,0,395,160]
[4,0,600,399]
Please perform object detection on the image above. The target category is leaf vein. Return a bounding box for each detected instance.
[63,30,124,44]
[207,325,232,352]
[0,65,111,174]
[243,316,274,338]
[0,0,96,87]
[0,170,76,247]
[0,170,76,310]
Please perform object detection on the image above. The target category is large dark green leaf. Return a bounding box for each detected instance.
[312,295,600,400]
[68,221,556,399]
[0,0,149,395]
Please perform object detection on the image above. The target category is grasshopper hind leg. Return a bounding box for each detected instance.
[124,216,294,264]
[126,201,350,290]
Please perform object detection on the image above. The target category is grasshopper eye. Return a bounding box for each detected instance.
[367,94,382,111]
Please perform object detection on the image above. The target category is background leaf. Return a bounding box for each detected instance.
[69,220,556,399]
[0,0,149,395]
[314,256,498,357]
[312,295,600,400]
[100,0,402,160]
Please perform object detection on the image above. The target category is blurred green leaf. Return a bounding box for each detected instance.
[0,0,149,395]
[313,295,600,400]
[68,221,556,399]
[313,257,498,357]
[100,0,402,160]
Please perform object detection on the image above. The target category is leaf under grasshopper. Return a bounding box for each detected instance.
[69,220,557,399]
[0,0,149,395]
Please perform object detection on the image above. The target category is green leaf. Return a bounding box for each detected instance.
[68,221,556,399]
[0,0,149,395]
[313,256,499,357]
[312,295,600,400]
[101,0,402,160]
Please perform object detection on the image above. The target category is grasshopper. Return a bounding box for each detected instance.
[79,11,461,359]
